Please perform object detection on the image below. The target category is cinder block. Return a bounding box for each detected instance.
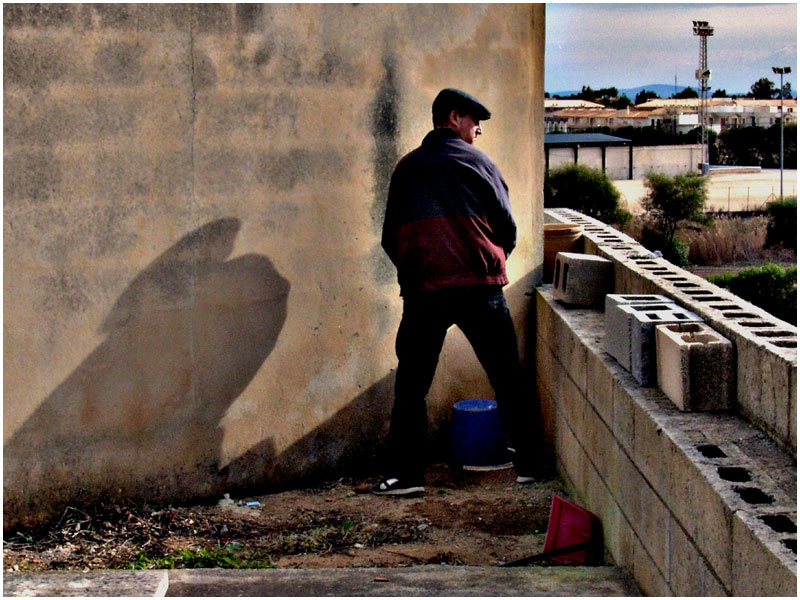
[599,491,635,570]
[583,397,616,480]
[632,534,672,597]
[668,515,729,596]
[604,295,674,370]
[552,252,613,306]
[655,323,734,412]
[732,509,797,596]
[735,337,764,428]
[586,346,613,426]
[558,322,589,395]
[667,458,734,588]
[605,293,672,310]
[632,395,673,500]
[627,304,703,386]
[761,349,791,445]
[612,378,635,453]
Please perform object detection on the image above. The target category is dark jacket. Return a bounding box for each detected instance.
[381,128,516,296]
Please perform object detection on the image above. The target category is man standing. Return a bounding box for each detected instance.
[374,88,542,496]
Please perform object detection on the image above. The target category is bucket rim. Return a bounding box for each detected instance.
[453,398,497,412]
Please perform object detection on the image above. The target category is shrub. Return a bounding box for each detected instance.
[708,263,797,325]
[545,163,631,226]
[642,172,709,240]
[765,197,797,250]
[638,172,709,266]
[640,225,689,266]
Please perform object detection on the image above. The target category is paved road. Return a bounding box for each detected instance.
[614,169,797,213]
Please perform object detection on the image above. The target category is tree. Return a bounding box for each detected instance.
[717,124,796,169]
[780,81,793,99]
[672,86,698,99]
[544,163,631,226]
[635,89,658,105]
[718,126,771,167]
[640,172,708,265]
[749,77,778,99]
[568,85,622,107]
[711,89,728,98]
[610,95,633,109]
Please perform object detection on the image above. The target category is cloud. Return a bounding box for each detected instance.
[546,3,796,93]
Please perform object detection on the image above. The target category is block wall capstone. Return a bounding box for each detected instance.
[3,3,546,530]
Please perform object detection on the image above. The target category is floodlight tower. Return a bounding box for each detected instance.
[693,20,714,171]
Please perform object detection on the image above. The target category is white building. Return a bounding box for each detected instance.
[545,97,796,134]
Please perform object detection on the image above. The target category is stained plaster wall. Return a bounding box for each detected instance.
[3,3,546,529]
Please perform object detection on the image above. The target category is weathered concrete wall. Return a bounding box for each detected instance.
[632,144,704,179]
[3,3,546,529]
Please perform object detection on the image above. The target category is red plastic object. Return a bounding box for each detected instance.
[542,494,603,565]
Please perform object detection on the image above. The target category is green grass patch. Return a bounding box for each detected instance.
[708,263,797,325]
[128,542,275,570]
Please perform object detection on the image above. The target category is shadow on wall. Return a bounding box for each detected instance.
[223,373,396,495]
[4,218,290,530]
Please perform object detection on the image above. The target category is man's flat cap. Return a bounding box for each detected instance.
[432,88,491,123]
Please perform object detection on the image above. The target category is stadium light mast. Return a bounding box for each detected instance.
[693,20,714,172]
[772,66,791,200]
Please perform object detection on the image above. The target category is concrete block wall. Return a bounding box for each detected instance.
[546,208,797,457]
[3,4,546,530]
[536,287,797,596]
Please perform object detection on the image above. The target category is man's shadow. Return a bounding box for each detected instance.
[4,218,290,529]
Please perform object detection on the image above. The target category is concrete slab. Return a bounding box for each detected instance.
[3,570,168,597]
[165,566,642,597]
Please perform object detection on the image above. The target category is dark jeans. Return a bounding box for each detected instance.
[388,285,541,482]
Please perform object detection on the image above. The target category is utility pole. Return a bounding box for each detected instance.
[693,20,714,173]
[772,66,791,200]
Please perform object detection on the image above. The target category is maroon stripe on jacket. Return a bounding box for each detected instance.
[394,214,508,294]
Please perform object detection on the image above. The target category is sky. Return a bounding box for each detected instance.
[545,2,797,95]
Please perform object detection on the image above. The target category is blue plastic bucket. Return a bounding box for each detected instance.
[450,399,509,468]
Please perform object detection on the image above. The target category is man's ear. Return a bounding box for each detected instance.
[447,109,461,128]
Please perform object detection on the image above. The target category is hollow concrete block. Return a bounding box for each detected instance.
[604,294,672,370]
[655,323,734,412]
[552,252,613,306]
[731,509,797,596]
[627,305,703,386]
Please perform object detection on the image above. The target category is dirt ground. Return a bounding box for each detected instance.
[614,168,797,214]
[3,465,570,573]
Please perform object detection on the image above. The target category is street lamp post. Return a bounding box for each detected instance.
[772,66,791,200]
